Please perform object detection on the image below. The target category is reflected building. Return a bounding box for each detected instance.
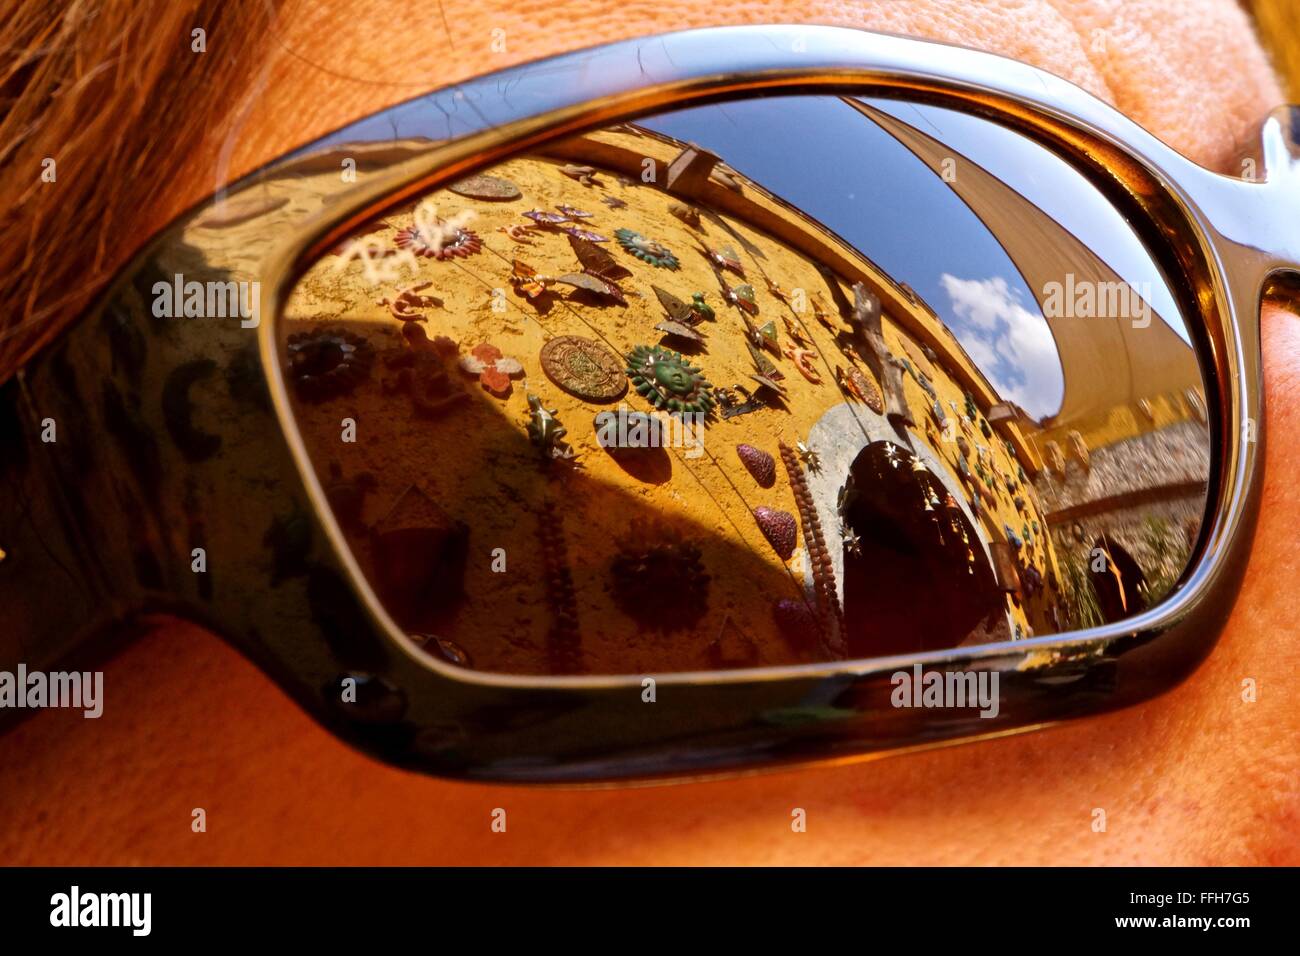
[854,100,1210,628]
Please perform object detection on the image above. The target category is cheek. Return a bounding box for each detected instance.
[1262,302,1300,417]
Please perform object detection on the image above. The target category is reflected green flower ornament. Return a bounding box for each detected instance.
[626,344,715,415]
[614,228,680,269]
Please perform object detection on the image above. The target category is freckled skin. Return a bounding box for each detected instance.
[1,0,1296,864]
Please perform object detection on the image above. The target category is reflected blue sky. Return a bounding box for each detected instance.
[641,95,1186,419]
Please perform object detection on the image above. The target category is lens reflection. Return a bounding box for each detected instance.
[281,94,1211,675]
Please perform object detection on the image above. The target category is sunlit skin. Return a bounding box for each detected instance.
[1,0,1297,864]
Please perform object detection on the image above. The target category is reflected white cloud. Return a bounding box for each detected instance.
[939,274,1063,419]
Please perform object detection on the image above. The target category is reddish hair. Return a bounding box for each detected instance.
[0,0,280,379]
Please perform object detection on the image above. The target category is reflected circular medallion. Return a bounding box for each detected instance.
[540,335,628,402]
[447,174,522,201]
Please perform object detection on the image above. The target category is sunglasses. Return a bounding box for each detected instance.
[0,24,1277,782]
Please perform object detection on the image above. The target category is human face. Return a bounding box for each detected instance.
[2,0,1295,865]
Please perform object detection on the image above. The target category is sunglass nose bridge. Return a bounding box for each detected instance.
[1257,106,1300,273]
[1181,105,1300,280]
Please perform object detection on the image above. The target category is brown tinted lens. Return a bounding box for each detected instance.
[280,94,1211,675]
